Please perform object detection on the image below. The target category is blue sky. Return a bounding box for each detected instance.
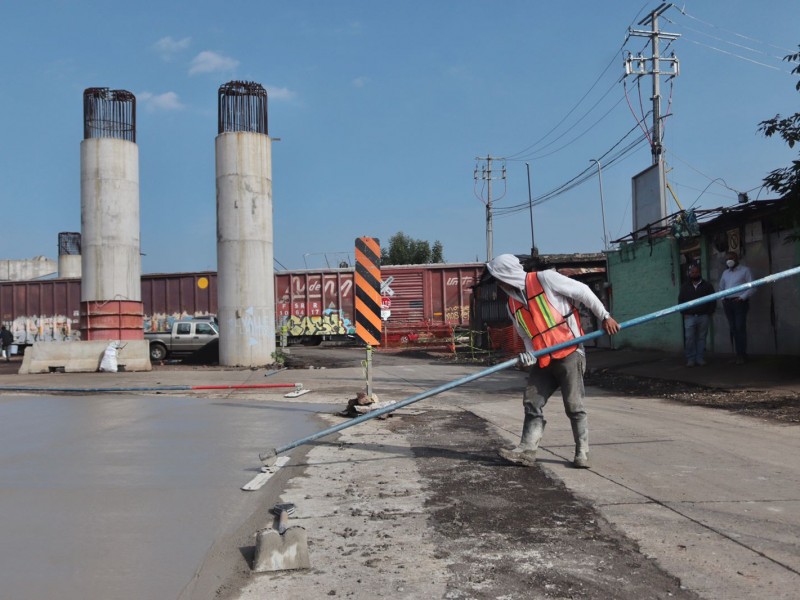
[2,1,798,273]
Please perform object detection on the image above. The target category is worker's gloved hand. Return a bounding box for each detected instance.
[518,352,536,367]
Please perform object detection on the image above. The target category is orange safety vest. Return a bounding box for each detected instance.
[507,272,583,367]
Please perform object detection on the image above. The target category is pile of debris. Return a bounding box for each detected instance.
[337,391,397,418]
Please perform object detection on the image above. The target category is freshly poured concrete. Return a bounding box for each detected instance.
[0,393,329,600]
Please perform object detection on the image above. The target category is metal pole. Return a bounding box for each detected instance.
[590,159,609,251]
[651,9,662,163]
[258,265,800,464]
[486,156,493,261]
[365,344,373,398]
[526,162,535,255]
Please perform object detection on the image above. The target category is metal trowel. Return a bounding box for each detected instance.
[252,503,311,572]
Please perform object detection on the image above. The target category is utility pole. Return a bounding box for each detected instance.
[474,156,506,261]
[626,3,680,165]
[525,163,536,256]
[589,159,609,251]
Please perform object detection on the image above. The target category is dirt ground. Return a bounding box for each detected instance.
[583,369,800,424]
[391,409,699,600]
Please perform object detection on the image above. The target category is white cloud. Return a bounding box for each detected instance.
[266,86,297,101]
[153,36,191,59]
[352,76,369,88]
[189,51,239,75]
[138,91,185,111]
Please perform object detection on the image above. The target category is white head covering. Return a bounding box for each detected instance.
[485,254,527,291]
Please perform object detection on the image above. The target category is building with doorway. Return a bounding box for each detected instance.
[607,199,800,356]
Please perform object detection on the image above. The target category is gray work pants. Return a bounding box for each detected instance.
[520,351,587,453]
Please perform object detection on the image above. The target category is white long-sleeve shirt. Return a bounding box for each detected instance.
[486,254,611,355]
[719,264,754,300]
[506,269,610,354]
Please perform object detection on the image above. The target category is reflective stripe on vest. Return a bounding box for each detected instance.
[507,272,583,367]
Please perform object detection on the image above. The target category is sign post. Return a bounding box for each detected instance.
[354,237,381,397]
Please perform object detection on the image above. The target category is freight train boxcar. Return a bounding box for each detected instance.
[274,263,483,346]
[0,263,484,352]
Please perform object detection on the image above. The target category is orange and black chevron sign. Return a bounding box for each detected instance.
[354,236,381,346]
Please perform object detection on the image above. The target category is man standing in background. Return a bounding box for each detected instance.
[0,325,13,361]
[678,263,716,367]
[719,251,753,364]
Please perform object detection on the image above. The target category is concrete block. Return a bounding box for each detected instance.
[18,340,151,374]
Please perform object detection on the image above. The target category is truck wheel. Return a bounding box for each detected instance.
[150,343,168,362]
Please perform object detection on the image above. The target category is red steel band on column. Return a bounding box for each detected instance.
[354,236,381,346]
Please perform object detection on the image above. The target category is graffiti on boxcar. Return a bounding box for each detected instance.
[444,305,470,323]
[446,276,475,287]
[283,278,354,297]
[279,308,355,337]
[4,315,80,344]
[325,278,353,297]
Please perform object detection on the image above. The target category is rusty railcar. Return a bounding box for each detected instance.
[275,263,483,346]
[0,263,483,349]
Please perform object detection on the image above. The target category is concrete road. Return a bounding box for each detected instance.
[229,353,800,599]
[2,349,798,599]
[0,392,330,600]
[280,348,800,598]
[465,384,800,599]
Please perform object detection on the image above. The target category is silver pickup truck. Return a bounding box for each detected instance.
[145,319,219,361]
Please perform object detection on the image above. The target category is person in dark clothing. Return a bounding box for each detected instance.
[0,325,13,361]
[678,264,716,367]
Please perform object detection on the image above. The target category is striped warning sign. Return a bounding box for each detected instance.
[354,236,381,346]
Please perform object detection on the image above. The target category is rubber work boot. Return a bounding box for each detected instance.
[572,449,590,469]
[498,446,537,466]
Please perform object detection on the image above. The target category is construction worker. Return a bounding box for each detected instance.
[486,254,619,469]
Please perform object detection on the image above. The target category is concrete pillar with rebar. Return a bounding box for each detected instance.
[215,81,276,367]
[58,232,82,279]
[79,88,143,341]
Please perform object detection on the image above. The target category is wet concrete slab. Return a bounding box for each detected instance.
[0,393,331,600]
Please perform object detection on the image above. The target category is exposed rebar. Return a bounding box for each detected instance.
[218,81,268,135]
[58,232,81,256]
[83,88,136,142]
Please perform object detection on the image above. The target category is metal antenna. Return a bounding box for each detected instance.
[526,163,536,256]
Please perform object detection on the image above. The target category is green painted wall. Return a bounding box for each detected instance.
[608,237,684,351]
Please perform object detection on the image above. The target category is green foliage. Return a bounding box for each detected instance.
[432,240,444,263]
[271,349,286,366]
[381,231,445,265]
[758,46,800,224]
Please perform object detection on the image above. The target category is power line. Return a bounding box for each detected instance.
[666,149,744,193]
[529,132,648,208]
[509,93,626,162]
[669,180,739,201]
[504,50,622,160]
[505,2,654,160]
[495,123,649,217]
[672,21,787,61]
[673,5,795,55]
[505,42,651,163]
[679,37,788,72]
[666,6,795,72]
